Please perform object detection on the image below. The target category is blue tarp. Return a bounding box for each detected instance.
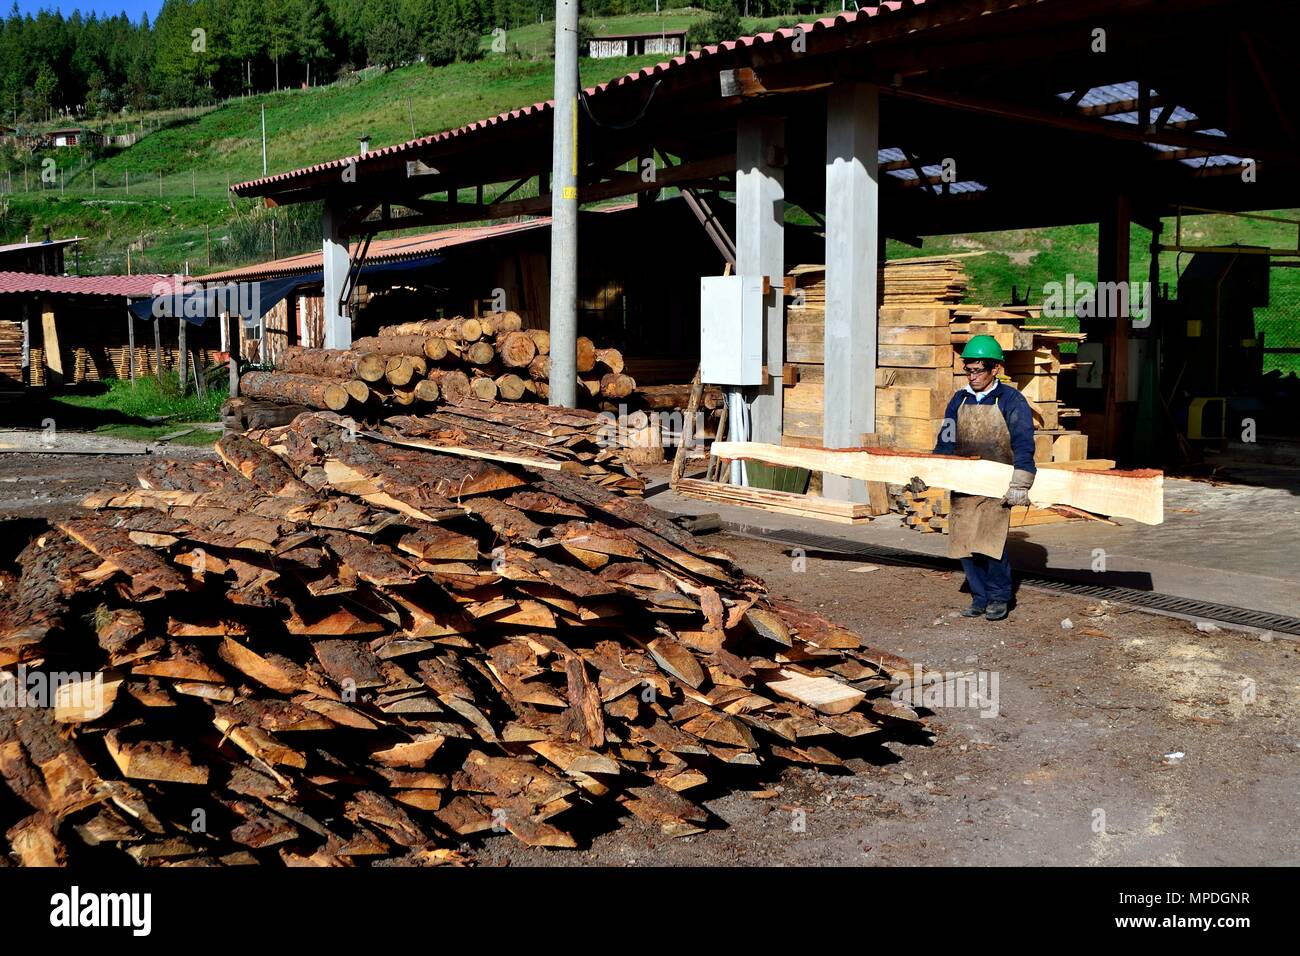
[128,254,445,326]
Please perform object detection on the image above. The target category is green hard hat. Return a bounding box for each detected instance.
[961,334,1005,362]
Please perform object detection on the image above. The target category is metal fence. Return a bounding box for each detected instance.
[1261,262,1300,376]
[0,164,238,200]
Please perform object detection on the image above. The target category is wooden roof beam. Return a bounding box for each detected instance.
[350,152,738,234]
[881,83,1298,165]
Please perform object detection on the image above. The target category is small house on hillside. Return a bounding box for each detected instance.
[587,30,687,58]
[45,127,92,148]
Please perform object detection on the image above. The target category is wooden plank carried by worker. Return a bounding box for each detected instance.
[711,441,1163,524]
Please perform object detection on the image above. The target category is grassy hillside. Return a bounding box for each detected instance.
[0,52,665,273]
[77,55,665,197]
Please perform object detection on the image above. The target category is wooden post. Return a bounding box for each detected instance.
[670,367,703,488]
[127,310,136,385]
[178,317,188,395]
[40,297,62,388]
[153,317,163,383]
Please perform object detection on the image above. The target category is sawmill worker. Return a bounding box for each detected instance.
[906,334,1036,621]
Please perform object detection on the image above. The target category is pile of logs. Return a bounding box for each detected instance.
[0,412,927,866]
[237,313,635,412]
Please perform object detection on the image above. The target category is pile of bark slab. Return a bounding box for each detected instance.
[237,312,635,414]
[0,411,926,866]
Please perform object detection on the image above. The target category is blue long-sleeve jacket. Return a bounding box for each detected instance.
[932,381,1038,475]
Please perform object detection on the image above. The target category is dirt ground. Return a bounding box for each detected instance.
[3,446,1296,867]
[474,536,1300,867]
[0,450,208,527]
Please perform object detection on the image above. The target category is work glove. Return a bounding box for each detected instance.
[905,476,927,495]
[1001,468,1035,508]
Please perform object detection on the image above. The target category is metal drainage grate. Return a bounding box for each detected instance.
[723,523,1300,637]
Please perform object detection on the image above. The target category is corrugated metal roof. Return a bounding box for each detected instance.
[233,1,938,197]
[197,217,554,283]
[0,271,174,298]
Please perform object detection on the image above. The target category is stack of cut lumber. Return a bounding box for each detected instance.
[785,260,1098,465]
[237,312,633,412]
[891,485,1101,533]
[784,259,973,446]
[0,414,928,866]
[0,320,23,389]
[894,487,951,533]
[673,478,877,524]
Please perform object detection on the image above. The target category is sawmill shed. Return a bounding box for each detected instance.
[0,272,220,392]
[190,198,803,383]
[231,0,1300,493]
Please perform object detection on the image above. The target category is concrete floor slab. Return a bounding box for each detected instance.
[648,474,1300,620]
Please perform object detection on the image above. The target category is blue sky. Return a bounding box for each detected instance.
[8,1,163,20]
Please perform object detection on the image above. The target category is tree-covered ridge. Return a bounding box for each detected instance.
[2,1,819,121]
[4,0,538,119]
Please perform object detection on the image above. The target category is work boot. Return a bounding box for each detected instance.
[961,602,987,618]
[984,602,1009,621]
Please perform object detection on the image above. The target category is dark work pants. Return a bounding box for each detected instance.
[961,549,1013,606]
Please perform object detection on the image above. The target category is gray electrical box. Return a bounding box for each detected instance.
[699,274,764,385]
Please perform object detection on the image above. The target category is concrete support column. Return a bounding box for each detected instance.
[547,0,580,408]
[321,202,351,349]
[1095,193,1132,460]
[823,82,880,501]
[736,115,785,445]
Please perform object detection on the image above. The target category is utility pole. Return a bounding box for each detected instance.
[261,104,268,176]
[547,0,579,408]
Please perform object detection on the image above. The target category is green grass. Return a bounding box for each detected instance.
[6,375,229,446]
[88,422,223,446]
[54,375,228,424]
[73,55,666,197]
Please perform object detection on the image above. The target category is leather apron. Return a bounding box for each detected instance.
[949,393,1013,560]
